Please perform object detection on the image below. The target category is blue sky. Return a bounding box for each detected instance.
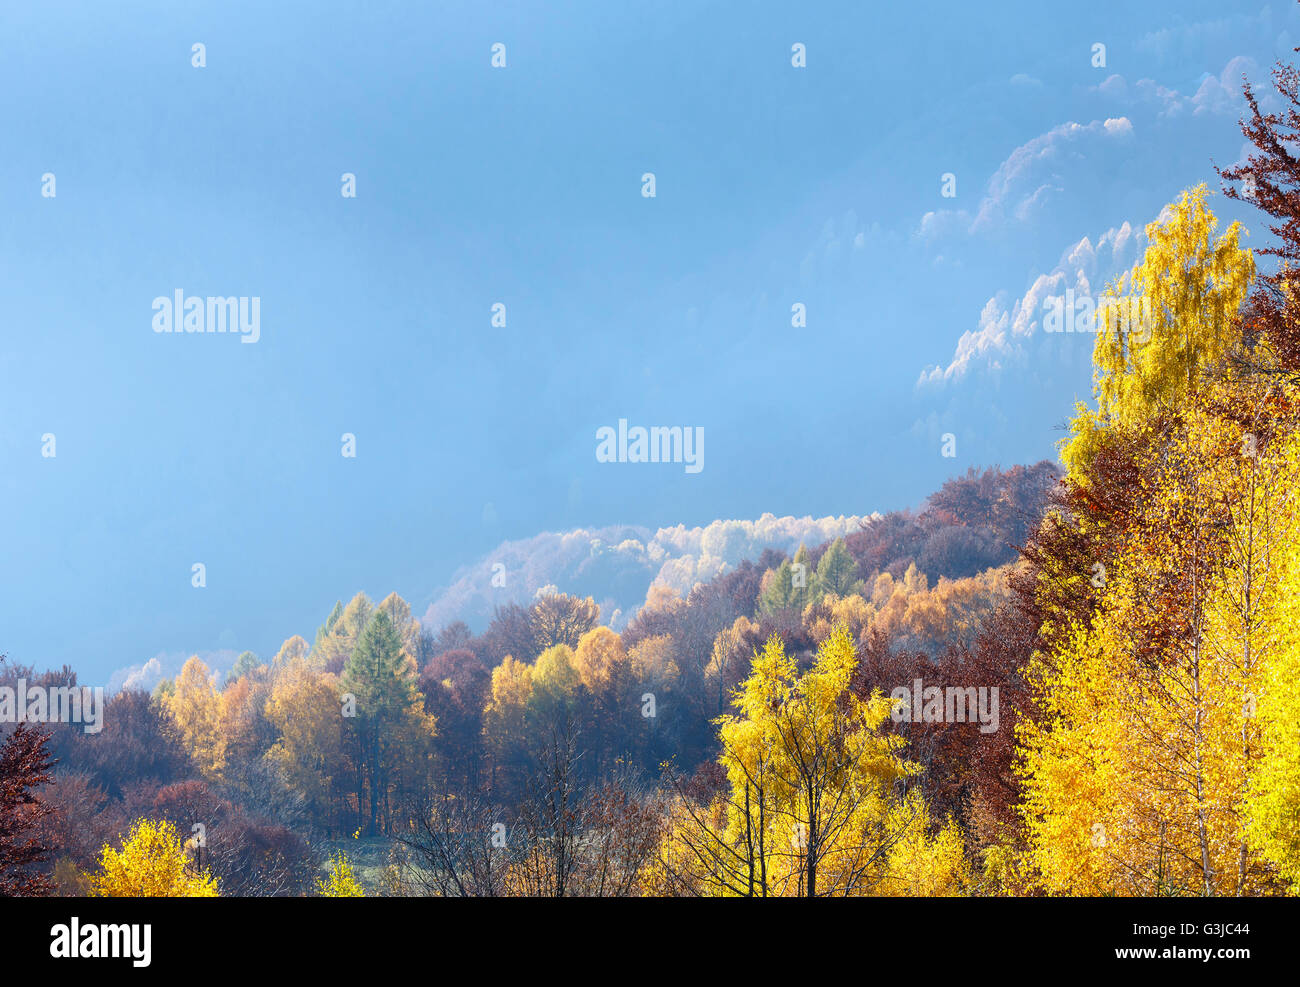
[2,1,1296,685]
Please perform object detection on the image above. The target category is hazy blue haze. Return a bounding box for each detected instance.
[1,1,1292,682]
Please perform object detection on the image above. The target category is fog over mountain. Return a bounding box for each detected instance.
[420,513,878,633]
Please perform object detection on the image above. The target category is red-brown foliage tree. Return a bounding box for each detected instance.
[0,723,56,896]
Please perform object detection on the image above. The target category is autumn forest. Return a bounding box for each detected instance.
[8,21,1300,910]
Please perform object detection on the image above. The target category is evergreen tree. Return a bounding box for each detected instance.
[341,611,436,833]
[814,538,861,598]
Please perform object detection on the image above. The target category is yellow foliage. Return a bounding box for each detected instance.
[1063,184,1254,476]
[1022,377,1287,895]
[482,656,535,769]
[573,625,628,695]
[264,658,344,816]
[315,851,365,897]
[628,634,680,687]
[660,628,963,896]
[89,819,219,897]
[1245,430,1300,890]
[163,656,223,778]
[853,563,1011,654]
